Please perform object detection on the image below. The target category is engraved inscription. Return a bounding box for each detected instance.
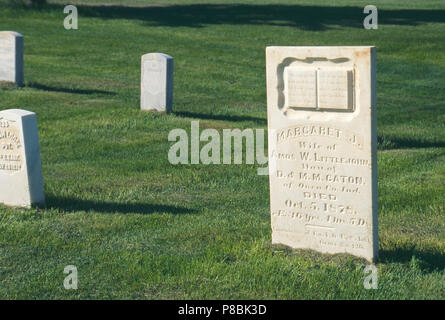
[0,118,23,174]
[270,125,371,254]
[143,60,162,95]
[276,124,364,149]
[285,68,317,109]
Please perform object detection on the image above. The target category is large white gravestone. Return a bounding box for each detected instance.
[141,53,173,113]
[0,109,45,208]
[266,47,378,262]
[0,31,24,87]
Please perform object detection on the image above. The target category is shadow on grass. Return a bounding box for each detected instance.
[78,4,445,31]
[28,83,115,96]
[12,3,445,31]
[380,248,445,273]
[46,196,196,215]
[378,135,445,150]
[174,111,266,124]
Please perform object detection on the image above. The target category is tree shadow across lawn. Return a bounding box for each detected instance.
[46,196,197,215]
[15,3,445,31]
[377,135,445,150]
[28,83,115,96]
[73,4,445,31]
[379,248,445,273]
[174,111,266,125]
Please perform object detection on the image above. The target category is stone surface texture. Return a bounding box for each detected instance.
[141,53,173,112]
[0,109,45,208]
[0,31,24,86]
[266,46,378,262]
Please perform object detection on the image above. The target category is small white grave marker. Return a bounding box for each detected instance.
[141,53,173,113]
[0,109,45,208]
[0,31,24,86]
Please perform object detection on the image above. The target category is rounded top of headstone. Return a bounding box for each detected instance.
[0,109,35,118]
[0,31,24,38]
[142,52,173,61]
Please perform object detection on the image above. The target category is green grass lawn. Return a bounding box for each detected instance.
[0,0,444,299]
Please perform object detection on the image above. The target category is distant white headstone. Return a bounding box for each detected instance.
[266,46,378,262]
[0,31,24,87]
[0,109,45,208]
[141,53,173,113]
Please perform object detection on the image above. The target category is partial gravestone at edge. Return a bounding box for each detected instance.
[266,46,378,262]
[0,31,24,87]
[0,109,45,208]
[141,52,174,113]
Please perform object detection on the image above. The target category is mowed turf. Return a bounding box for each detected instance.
[0,0,444,299]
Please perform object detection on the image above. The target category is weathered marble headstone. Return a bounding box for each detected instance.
[0,109,45,208]
[0,31,24,87]
[266,46,378,262]
[141,53,173,113]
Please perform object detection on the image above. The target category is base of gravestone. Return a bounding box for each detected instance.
[271,242,376,263]
[0,81,20,90]
[140,109,169,115]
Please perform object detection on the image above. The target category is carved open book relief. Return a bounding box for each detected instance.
[284,67,354,111]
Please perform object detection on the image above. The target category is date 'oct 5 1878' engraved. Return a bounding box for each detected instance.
[0,118,23,173]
